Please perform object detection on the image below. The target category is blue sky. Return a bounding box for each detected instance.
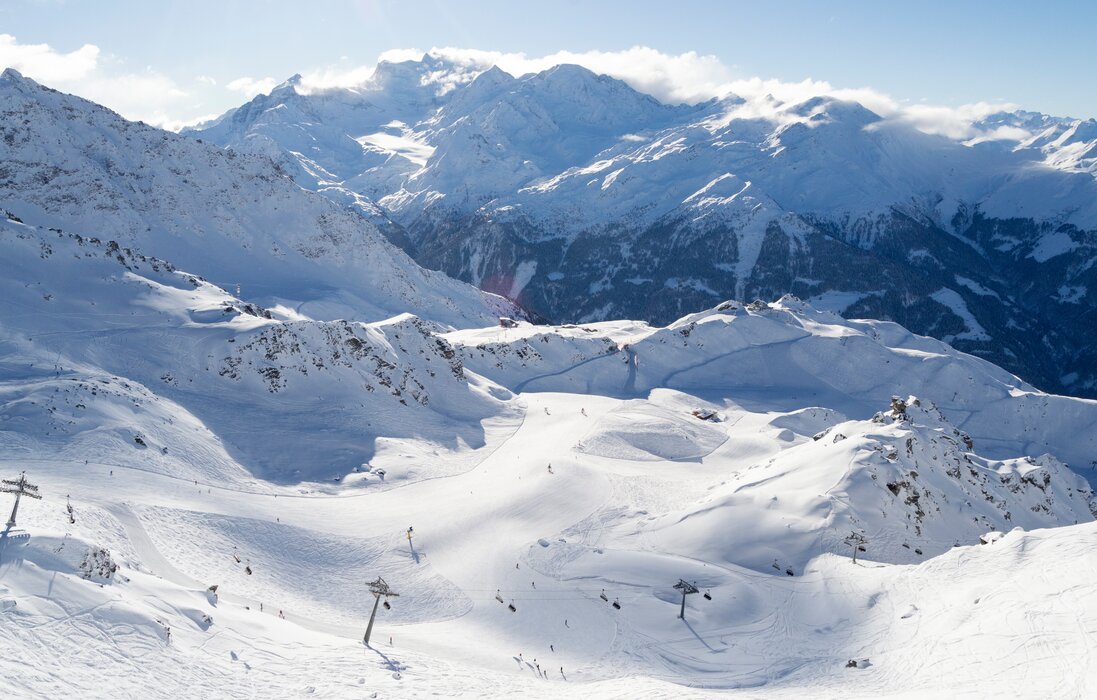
[2,0,1094,127]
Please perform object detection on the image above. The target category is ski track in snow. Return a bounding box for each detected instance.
[4,383,1097,697]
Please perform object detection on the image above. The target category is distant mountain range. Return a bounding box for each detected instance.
[186,53,1097,397]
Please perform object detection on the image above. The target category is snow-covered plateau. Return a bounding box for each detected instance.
[2,64,1097,698]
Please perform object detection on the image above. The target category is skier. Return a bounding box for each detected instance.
[550,644,554,652]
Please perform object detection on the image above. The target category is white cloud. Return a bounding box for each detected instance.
[295,46,1025,143]
[0,33,99,82]
[298,64,376,91]
[0,34,195,128]
[226,76,279,98]
[76,70,190,126]
[0,35,1031,140]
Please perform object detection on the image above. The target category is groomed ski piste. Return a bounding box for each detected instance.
[3,393,1097,698]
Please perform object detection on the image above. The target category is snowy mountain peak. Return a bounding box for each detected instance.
[786,95,883,126]
[273,72,303,91]
[1,67,26,82]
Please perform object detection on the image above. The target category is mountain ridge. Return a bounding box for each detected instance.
[186,55,1097,396]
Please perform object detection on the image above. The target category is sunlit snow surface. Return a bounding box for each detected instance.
[4,64,1097,698]
[4,230,1097,696]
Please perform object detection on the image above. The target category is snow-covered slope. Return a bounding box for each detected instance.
[189,54,1097,397]
[0,214,520,483]
[6,58,1097,697]
[448,297,1097,474]
[3,380,1097,696]
[0,68,520,329]
[4,222,1097,693]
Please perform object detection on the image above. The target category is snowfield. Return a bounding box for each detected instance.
[4,224,1097,696]
[4,64,1097,699]
[3,390,1097,698]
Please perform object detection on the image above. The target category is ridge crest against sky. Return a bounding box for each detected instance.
[1,0,1095,129]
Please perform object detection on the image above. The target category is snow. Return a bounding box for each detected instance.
[954,275,1001,299]
[1058,285,1087,304]
[807,290,877,314]
[6,61,1097,699]
[190,59,1097,236]
[355,130,436,167]
[929,288,992,342]
[0,69,520,331]
[4,265,1097,695]
[1029,230,1081,262]
[4,382,1097,696]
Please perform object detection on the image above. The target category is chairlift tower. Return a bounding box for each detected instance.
[674,578,700,620]
[844,531,868,564]
[363,576,400,645]
[2,471,42,528]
